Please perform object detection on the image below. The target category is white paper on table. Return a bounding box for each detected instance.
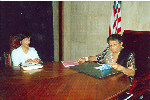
[20,63,43,70]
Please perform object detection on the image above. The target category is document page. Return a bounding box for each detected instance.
[20,63,43,70]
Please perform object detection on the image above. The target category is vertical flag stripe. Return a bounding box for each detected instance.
[118,27,121,33]
[109,26,111,36]
[109,1,121,35]
[118,17,121,22]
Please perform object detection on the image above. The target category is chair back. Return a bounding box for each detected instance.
[119,30,150,99]
[9,35,20,52]
[4,52,12,67]
[4,35,20,67]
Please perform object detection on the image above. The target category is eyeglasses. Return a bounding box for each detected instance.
[109,43,120,48]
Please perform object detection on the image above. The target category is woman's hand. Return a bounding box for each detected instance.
[110,63,135,76]
[75,58,86,64]
[25,58,41,63]
[25,59,34,63]
[110,63,124,71]
[75,56,97,64]
[33,58,41,63]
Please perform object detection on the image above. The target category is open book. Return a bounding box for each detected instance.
[20,63,43,70]
[61,61,79,67]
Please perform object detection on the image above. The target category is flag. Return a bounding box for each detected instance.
[109,1,121,35]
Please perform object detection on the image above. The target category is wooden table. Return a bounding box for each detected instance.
[0,61,131,100]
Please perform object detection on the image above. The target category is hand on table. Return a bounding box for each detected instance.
[25,59,34,63]
[33,58,41,63]
[25,58,41,63]
[75,58,86,64]
[109,63,124,71]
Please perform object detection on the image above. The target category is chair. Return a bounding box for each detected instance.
[4,35,20,67]
[9,35,20,52]
[117,30,150,99]
[4,52,12,67]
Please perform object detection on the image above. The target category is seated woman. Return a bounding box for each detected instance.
[11,31,41,66]
[76,34,136,81]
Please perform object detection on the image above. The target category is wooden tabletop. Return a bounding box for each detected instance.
[0,61,131,100]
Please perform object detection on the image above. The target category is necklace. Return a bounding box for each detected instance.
[111,52,120,63]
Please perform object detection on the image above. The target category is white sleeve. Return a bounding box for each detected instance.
[11,50,20,66]
[31,48,40,59]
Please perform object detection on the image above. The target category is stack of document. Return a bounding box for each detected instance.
[20,63,43,70]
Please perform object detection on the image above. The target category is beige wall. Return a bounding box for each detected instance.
[53,1,150,61]
[121,1,150,31]
[62,1,113,61]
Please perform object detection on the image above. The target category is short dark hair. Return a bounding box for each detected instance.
[107,34,123,43]
[18,31,30,41]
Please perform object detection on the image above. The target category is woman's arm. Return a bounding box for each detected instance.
[76,56,98,63]
[110,63,135,76]
[30,47,41,63]
[123,66,135,76]
[76,47,109,63]
[110,52,136,76]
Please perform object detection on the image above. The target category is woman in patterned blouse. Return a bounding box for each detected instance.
[76,34,136,77]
